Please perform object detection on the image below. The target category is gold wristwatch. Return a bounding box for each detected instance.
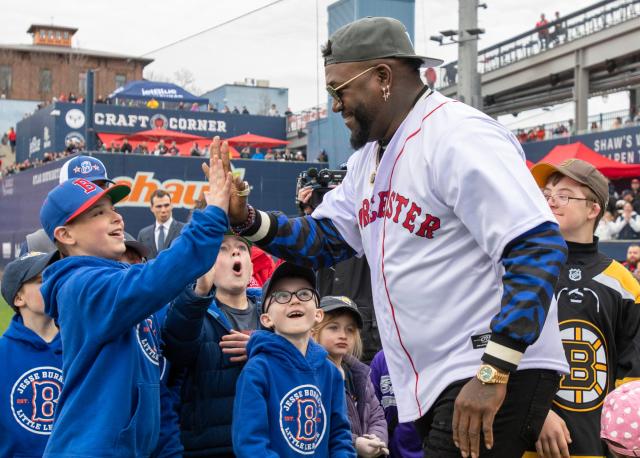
[476,364,510,384]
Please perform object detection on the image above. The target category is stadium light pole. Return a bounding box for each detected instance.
[458,0,483,109]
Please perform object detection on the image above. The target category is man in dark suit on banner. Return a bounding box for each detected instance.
[137,189,185,259]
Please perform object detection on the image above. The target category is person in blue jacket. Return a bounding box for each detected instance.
[120,232,183,458]
[232,261,355,457]
[0,251,61,458]
[163,231,262,457]
[38,139,233,457]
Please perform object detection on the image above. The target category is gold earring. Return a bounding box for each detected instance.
[382,86,391,101]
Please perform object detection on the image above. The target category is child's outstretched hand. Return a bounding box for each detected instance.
[202,137,232,213]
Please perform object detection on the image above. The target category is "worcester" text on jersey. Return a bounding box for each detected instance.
[358,190,441,238]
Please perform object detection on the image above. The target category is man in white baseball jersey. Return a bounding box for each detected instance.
[218,17,569,458]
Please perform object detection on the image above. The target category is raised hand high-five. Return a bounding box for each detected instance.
[201,137,233,213]
[202,136,250,224]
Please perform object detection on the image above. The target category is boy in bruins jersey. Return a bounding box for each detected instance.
[527,159,640,458]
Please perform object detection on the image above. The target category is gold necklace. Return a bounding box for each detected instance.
[370,143,385,184]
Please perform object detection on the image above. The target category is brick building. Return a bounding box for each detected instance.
[0,24,153,102]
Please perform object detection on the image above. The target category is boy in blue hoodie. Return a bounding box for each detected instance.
[232,262,355,457]
[38,139,233,457]
[0,251,61,457]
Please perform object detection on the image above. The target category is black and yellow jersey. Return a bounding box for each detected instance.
[543,240,640,457]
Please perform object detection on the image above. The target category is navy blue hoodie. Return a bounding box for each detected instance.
[0,314,63,458]
[162,286,262,456]
[40,206,228,457]
[232,330,355,457]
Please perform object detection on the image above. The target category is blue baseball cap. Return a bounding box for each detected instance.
[1,251,59,309]
[58,155,113,184]
[40,178,130,241]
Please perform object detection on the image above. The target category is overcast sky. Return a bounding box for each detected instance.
[2,0,629,125]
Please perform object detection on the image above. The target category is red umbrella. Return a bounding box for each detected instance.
[120,128,207,143]
[225,133,289,148]
[537,142,640,179]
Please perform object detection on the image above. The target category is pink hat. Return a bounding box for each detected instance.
[601,381,640,456]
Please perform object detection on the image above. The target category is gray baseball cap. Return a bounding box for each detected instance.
[1,251,59,310]
[319,296,363,329]
[324,16,443,67]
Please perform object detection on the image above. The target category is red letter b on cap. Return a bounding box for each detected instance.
[73,178,97,194]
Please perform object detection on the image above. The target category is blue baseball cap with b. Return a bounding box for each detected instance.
[58,155,113,184]
[40,178,130,240]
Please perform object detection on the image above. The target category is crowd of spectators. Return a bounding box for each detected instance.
[515,121,574,143]
[0,138,321,179]
[0,150,72,179]
[95,136,310,162]
[515,107,640,144]
[238,147,307,161]
[596,178,640,241]
[535,12,566,50]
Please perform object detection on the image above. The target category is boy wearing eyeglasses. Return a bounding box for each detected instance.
[527,159,640,458]
[232,262,355,457]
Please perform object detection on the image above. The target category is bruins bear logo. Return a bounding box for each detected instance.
[554,319,608,412]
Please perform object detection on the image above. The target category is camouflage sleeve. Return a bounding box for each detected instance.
[240,208,356,269]
[482,221,568,372]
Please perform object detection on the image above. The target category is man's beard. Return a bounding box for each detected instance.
[348,104,375,150]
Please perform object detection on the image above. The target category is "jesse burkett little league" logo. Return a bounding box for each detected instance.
[10,366,64,435]
[279,384,327,455]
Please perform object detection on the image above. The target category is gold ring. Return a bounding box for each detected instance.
[235,187,251,197]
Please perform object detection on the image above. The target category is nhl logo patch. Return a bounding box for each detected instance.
[568,268,582,281]
[279,384,327,454]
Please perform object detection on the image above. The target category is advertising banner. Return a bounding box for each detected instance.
[522,125,640,164]
[15,105,57,161]
[17,103,287,162]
